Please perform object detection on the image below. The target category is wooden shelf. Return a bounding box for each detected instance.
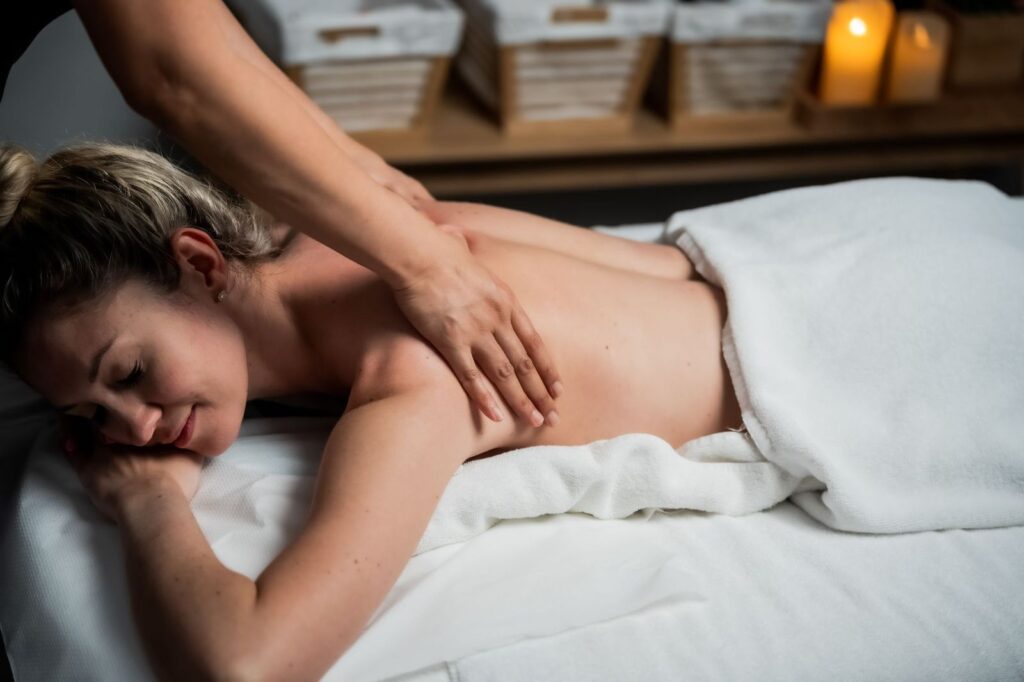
[352,81,1024,196]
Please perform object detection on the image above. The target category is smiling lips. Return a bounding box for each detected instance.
[173,406,196,448]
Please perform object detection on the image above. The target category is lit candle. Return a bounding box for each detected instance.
[884,12,950,104]
[819,0,895,106]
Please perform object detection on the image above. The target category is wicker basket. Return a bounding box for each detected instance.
[654,1,829,129]
[230,0,464,133]
[456,0,671,135]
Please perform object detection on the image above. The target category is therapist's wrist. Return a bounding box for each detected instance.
[379,220,458,290]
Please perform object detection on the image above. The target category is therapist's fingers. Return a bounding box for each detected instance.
[476,336,542,427]
[368,164,433,212]
[493,328,559,427]
[509,302,563,402]
[400,172,433,207]
[391,239,561,425]
[449,348,504,422]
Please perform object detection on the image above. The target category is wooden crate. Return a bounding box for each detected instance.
[653,39,818,130]
[286,56,452,134]
[649,1,828,131]
[230,0,463,134]
[456,1,668,135]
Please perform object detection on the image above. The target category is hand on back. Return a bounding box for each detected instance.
[392,223,563,427]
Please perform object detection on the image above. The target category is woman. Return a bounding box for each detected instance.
[3,0,562,429]
[0,142,742,680]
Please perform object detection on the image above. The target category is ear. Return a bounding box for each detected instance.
[169,227,228,299]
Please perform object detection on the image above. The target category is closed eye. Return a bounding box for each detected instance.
[116,362,144,389]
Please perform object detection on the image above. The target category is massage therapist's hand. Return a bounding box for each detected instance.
[344,142,433,211]
[60,418,203,522]
[393,226,563,427]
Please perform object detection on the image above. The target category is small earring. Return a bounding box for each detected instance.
[216,290,226,303]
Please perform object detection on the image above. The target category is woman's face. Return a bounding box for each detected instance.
[20,277,249,457]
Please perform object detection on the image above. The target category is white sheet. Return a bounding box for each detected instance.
[3,197,1024,681]
[7,416,1024,682]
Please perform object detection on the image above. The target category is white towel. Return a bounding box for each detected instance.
[665,177,1024,533]
[416,431,810,554]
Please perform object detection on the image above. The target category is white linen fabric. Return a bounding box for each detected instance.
[664,177,1024,533]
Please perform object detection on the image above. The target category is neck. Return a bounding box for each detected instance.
[227,262,341,401]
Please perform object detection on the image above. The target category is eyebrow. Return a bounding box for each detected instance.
[56,336,116,412]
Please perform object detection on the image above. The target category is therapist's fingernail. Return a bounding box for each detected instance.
[546,411,560,427]
[552,381,564,398]
[531,409,544,427]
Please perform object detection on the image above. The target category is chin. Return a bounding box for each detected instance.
[198,407,245,457]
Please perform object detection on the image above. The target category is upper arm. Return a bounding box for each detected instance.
[73,0,245,115]
[238,368,477,679]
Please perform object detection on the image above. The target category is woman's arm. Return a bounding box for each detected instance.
[109,365,479,680]
[72,0,562,427]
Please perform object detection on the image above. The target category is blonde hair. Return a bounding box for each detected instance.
[0,141,281,364]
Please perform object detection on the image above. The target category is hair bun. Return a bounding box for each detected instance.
[0,145,39,229]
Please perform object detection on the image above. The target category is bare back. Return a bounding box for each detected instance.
[463,234,742,455]
[275,208,742,458]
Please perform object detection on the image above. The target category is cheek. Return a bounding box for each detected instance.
[201,400,247,457]
[189,324,250,456]
[150,315,248,456]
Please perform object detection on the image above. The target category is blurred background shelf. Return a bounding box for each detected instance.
[353,81,1024,197]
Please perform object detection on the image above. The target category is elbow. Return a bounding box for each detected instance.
[117,52,202,135]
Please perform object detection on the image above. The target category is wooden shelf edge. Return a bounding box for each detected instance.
[411,135,1024,197]
[353,83,1024,168]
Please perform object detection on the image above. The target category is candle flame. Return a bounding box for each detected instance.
[912,23,932,49]
[848,17,868,36]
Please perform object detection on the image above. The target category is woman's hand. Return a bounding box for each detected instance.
[391,226,563,427]
[59,417,204,522]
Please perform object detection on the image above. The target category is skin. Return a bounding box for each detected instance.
[71,0,563,427]
[19,201,742,681]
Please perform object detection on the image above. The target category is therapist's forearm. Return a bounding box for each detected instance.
[148,55,444,286]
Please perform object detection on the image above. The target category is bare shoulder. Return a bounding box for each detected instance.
[349,334,461,407]
[347,334,526,459]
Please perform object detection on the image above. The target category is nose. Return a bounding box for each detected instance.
[101,401,160,447]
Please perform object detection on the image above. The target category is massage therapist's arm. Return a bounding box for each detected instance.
[110,383,474,680]
[71,0,562,427]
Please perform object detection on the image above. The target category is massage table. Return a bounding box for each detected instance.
[2,190,1022,681]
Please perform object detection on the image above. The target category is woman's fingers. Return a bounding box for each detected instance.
[491,330,558,427]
